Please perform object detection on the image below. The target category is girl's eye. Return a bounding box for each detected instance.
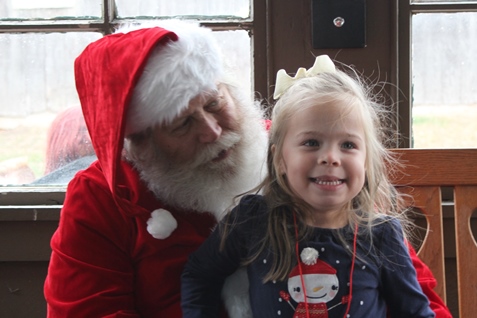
[304,139,319,147]
[342,141,356,149]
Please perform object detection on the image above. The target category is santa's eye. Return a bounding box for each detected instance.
[293,287,301,292]
[332,285,339,291]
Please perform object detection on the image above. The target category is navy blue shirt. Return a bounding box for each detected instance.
[182,195,434,318]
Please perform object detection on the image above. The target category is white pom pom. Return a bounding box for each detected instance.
[300,247,319,265]
[147,209,178,239]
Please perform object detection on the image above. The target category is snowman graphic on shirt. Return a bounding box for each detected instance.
[281,247,347,318]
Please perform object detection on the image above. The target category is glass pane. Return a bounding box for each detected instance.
[0,0,102,19]
[0,32,101,186]
[411,12,477,148]
[116,0,250,18]
[213,30,251,92]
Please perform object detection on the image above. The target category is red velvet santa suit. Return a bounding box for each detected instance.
[44,25,224,317]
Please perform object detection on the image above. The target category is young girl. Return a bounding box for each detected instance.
[181,55,435,318]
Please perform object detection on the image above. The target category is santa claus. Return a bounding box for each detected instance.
[44,19,267,317]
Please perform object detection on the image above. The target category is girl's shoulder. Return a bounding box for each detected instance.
[222,194,269,236]
[363,217,409,261]
[238,193,266,206]
[234,194,268,218]
[369,216,405,240]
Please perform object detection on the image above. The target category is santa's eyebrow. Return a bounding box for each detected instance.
[203,87,220,99]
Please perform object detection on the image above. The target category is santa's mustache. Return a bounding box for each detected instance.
[190,131,242,168]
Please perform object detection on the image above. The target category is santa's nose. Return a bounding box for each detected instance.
[198,114,222,143]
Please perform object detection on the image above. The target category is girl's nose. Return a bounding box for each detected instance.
[319,148,340,166]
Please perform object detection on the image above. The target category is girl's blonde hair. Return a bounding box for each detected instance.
[242,65,409,282]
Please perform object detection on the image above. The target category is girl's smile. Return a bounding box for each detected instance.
[310,175,345,190]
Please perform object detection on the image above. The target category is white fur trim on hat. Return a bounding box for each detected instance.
[124,20,224,135]
[147,208,178,239]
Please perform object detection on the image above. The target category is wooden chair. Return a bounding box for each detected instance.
[389,148,477,318]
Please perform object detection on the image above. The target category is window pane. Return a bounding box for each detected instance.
[213,30,251,92]
[116,0,250,18]
[1,0,101,19]
[0,32,101,186]
[411,12,477,148]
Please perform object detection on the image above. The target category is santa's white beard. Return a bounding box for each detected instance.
[132,102,268,220]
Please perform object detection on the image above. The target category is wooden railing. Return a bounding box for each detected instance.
[390,149,477,318]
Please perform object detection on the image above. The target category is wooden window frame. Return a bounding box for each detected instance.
[397,1,477,147]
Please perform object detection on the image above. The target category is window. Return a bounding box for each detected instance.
[398,0,477,148]
[0,0,254,190]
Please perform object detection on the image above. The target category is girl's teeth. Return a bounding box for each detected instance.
[316,180,342,186]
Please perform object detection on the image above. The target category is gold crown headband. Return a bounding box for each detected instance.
[272,55,336,100]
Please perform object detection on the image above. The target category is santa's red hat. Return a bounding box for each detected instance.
[289,247,337,277]
[121,20,224,135]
